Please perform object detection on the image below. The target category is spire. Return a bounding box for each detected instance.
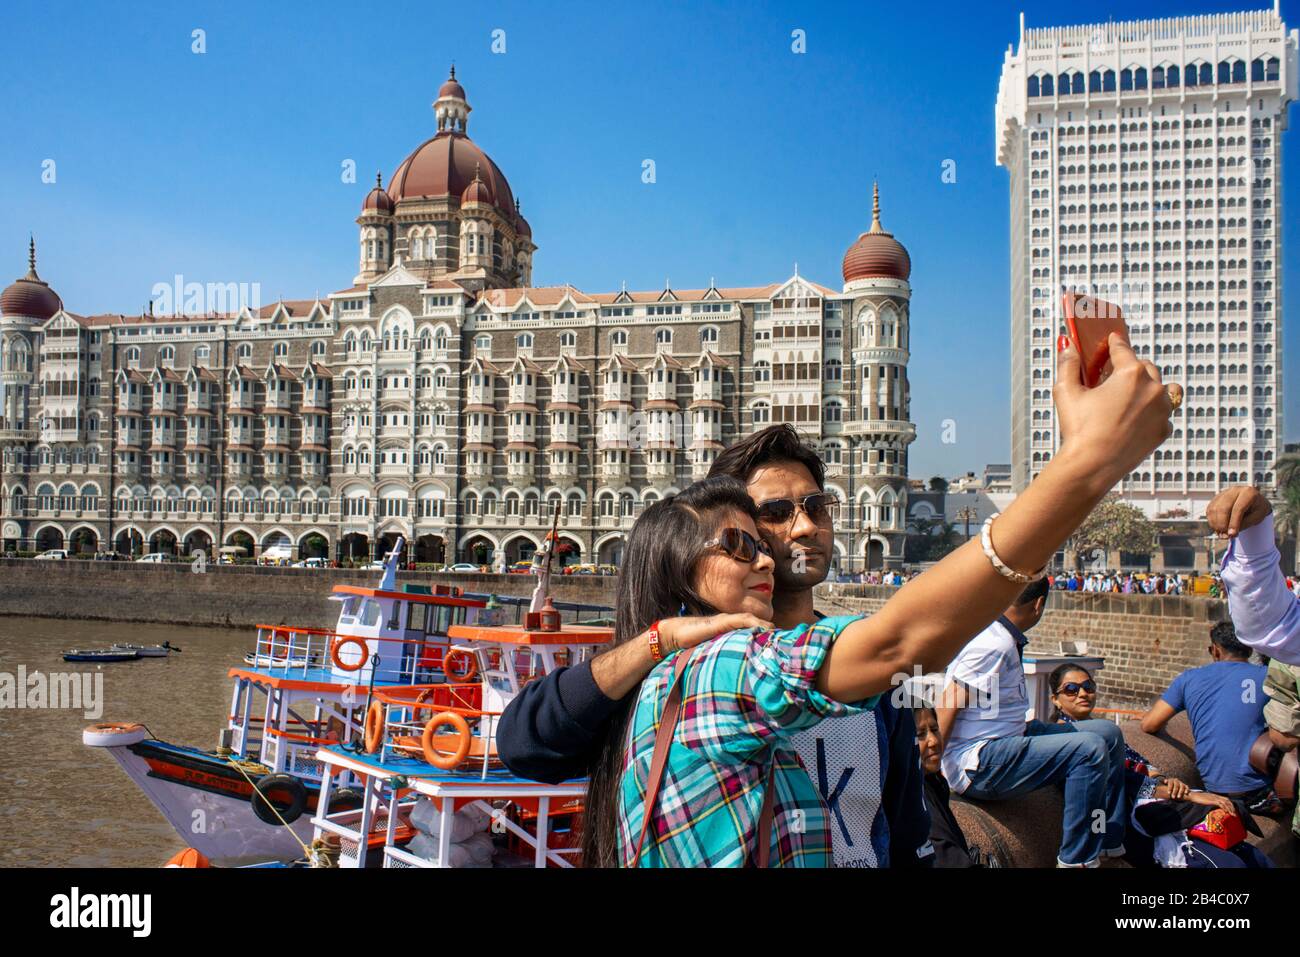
[28,235,36,273]
[449,63,456,81]
[375,170,383,189]
[867,181,893,237]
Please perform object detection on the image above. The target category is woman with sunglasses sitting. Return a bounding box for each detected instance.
[1045,665,1268,868]
[1048,663,1186,796]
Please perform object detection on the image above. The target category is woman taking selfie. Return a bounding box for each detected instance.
[592,336,1176,867]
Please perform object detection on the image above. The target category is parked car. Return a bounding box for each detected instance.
[566,563,598,576]
[597,564,619,576]
[136,553,171,564]
[93,551,125,562]
[35,549,68,561]
[508,560,535,574]
[448,563,482,573]
[361,560,386,571]
[293,557,329,568]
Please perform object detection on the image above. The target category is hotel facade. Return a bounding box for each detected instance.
[996,6,1296,525]
[0,70,917,571]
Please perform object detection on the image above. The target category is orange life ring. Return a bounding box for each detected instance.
[421,712,472,770]
[331,637,369,672]
[443,649,478,682]
[86,721,144,735]
[363,700,385,753]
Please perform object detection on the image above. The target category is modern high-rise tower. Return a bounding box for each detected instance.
[996,6,1296,521]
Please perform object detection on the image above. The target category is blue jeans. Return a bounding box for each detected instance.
[963,719,1128,865]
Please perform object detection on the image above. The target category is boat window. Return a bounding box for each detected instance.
[386,600,403,632]
[407,603,428,633]
[427,604,454,636]
[359,599,381,627]
[339,596,361,621]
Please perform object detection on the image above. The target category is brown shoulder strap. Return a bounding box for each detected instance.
[632,652,780,867]
[632,652,690,866]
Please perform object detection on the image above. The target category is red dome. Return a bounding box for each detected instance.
[438,66,466,100]
[514,214,531,239]
[842,184,910,283]
[387,132,516,220]
[1,241,61,320]
[361,172,393,214]
[461,169,494,206]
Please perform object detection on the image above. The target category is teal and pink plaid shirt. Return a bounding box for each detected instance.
[617,614,876,867]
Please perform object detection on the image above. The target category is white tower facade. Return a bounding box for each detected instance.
[996,7,1297,519]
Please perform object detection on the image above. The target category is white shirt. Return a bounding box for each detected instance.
[940,618,1031,794]
[1220,513,1300,665]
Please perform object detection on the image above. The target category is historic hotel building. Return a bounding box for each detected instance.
[1,69,917,571]
[996,7,1296,520]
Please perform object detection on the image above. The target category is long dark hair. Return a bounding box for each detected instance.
[1048,662,1093,723]
[582,475,759,867]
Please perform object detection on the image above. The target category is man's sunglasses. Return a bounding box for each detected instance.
[705,527,773,564]
[755,492,840,530]
[1055,679,1096,696]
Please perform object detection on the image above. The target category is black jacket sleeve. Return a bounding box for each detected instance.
[879,699,934,868]
[496,659,624,784]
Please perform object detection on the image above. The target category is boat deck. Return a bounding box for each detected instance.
[316,744,584,791]
[227,663,446,693]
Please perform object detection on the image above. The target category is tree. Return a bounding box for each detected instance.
[905,515,959,563]
[928,476,949,493]
[1069,495,1157,568]
[1274,452,1300,573]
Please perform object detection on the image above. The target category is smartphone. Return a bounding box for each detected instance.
[1062,292,1130,388]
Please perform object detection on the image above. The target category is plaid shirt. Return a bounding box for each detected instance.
[617,615,876,867]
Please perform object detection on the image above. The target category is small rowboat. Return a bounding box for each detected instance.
[113,641,181,658]
[63,649,139,663]
[243,652,310,669]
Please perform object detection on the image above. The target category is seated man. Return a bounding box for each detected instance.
[936,578,1129,867]
[1141,622,1274,811]
[1206,485,1300,665]
[1262,659,1300,840]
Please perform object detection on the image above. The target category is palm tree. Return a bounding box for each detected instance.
[1274,453,1300,574]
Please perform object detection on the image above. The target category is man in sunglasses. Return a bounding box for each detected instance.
[496,424,933,869]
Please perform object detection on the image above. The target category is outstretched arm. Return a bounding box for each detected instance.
[1211,487,1300,666]
[817,336,1173,703]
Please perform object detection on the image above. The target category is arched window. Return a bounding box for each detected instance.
[273,342,288,358]
[610,330,627,349]
[237,343,252,360]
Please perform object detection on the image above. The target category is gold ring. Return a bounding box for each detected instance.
[1166,384,1183,412]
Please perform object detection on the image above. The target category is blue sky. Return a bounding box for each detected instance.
[1,0,1295,480]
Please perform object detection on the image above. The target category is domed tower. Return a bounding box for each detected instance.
[1,237,59,440]
[459,164,494,275]
[363,67,534,291]
[841,184,916,570]
[354,172,394,284]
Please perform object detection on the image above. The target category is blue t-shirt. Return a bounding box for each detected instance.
[1161,661,1269,794]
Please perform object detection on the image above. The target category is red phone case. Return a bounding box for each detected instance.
[1062,293,1129,387]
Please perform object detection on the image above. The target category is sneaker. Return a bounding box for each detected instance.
[1102,844,1127,858]
[1056,857,1100,868]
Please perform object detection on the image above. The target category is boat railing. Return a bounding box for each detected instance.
[365,684,504,779]
[246,624,468,688]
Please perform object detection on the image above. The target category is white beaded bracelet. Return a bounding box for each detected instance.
[980,513,1049,584]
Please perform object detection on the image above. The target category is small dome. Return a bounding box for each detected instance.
[438,65,466,100]
[461,165,494,205]
[842,183,911,283]
[1,239,62,320]
[361,172,393,214]
[513,198,531,239]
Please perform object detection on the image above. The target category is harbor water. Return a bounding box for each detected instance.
[0,617,245,866]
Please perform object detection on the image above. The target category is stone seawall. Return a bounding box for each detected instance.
[0,559,618,631]
[816,583,1230,711]
[0,562,1229,710]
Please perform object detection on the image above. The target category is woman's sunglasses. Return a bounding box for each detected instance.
[754,492,840,531]
[1055,679,1096,696]
[705,527,773,564]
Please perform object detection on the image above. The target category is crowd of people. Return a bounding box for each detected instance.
[490,339,1299,868]
[1051,570,1192,594]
